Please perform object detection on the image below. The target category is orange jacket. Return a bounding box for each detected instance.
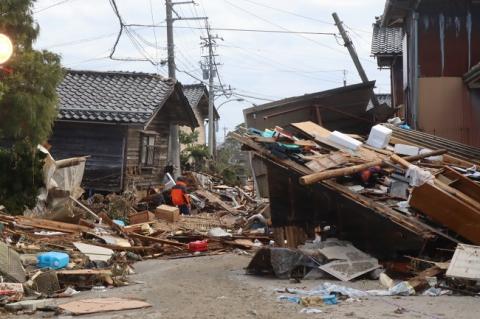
[171,181,190,206]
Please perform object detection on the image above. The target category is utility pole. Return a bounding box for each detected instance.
[165,0,207,177]
[165,0,180,178]
[201,26,222,159]
[332,12,379,108]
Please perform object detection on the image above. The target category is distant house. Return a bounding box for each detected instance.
[371,20,403,109]
[49,70,198,192]
[372,0,480,147]
[181,83,219,146]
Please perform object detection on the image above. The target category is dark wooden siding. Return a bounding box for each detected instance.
[392,57,404,108]
[266,162,425,259]
[124,111,170,190]
[49,122,126,192]
[244,83,375,135]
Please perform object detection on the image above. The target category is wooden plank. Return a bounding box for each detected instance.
[442,166,480,203]
[408,266,443,292]
[127,232,186,248]
[410,183,480,244]
[15,217,91,234]
[58,297,151,315]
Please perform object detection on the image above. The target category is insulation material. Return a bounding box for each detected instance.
[366,125,392,149]
[328,131,362,151]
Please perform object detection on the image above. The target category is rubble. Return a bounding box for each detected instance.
[232,120,480,299]
[0,145,269,316]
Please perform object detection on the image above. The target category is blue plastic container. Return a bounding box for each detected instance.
[113,219,125,227]
[37,252,69,270]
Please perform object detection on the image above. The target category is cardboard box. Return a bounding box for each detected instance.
[128,210,155,225]
[155,205,180,222]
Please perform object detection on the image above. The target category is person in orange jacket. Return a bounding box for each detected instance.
[170,177,191,215]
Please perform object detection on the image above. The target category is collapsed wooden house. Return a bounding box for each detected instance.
[49,70,198,192]
[233,121,480,259]
[243,82,395,197]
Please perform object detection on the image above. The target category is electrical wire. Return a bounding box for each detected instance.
[126,23,336,36]
[239,0,333,25]
[222,0,345,54]
[148,0,160,60]
[34,0,76,13]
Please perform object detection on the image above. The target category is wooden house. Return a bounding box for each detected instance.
[181,84,219,146]
[49,70,198,192]
[373,0,480,147]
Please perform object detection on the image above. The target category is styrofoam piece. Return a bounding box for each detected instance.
[328,131,362,151]
[419,148,444,161]
[366,125,392,149]
[394,144,419,156]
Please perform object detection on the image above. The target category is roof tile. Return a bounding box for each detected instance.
[57,70,176,124]
[371,22,403,56]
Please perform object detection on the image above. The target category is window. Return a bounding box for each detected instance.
[140,134,156,167]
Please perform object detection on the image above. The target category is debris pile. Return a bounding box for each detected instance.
[0,151,269,316]
[232,121,480,297]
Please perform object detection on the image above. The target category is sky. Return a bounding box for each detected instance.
[33,0,389,142]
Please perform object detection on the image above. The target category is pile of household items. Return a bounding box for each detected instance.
[0,149,269,316]
[232,121,480,298]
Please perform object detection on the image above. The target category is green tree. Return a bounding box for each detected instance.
[179,130,209,171]
[0,0,64,214]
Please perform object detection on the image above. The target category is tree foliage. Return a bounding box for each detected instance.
[215,123,250,186]
[0,0,64,145]
[0,0,64,213]
[179,130,209,171]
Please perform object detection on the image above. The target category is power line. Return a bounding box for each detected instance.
[126,24,336,36]
[34,0,76,13]
[107,0,163,66]
[239,0,333,26]
[222,0,345,54]
[232,92,275,102]
[148,0,160,60]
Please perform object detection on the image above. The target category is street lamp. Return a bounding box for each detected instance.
[216,98,245,111]
[0,34,13,65]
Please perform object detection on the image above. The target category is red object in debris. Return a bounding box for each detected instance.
[187,240,208,252]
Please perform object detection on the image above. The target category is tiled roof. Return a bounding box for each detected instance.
[57,70,176,124]
[183,84,206,108]
[371,22,403,56]
[182,83,219,120]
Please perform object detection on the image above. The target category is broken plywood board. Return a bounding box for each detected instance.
[305,152,350,172]
[59,297,151,315]
[446,244,480,280]
[73,242,114,262]
[316,239,381,281]
[0,242,26,283]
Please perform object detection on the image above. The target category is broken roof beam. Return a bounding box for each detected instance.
[231,132,438,241]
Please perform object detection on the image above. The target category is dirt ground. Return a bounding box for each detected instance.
[4,254,480,319]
